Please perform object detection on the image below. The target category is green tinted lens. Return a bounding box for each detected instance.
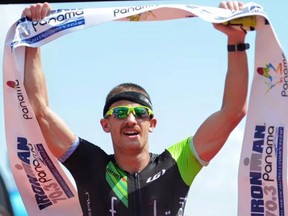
[108,106,152,119]
[134,107,150,118]
[113,107,129,119]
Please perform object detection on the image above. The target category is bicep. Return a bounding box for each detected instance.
[193,109,238,162]
[37,107,75,159]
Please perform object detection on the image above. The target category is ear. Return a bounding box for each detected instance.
[148,118,157,133]
[100,118,110,133]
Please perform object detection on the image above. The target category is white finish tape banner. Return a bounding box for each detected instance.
[3,3,287,215]
[238,11,288,216]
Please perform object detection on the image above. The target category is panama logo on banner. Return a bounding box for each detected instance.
[3,2,287,215]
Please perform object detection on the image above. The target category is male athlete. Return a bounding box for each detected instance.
[23,1,248,215]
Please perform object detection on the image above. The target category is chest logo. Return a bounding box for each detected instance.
[146,169,166,183]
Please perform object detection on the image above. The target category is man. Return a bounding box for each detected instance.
[23,1,248,215]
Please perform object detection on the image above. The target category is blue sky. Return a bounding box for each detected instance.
[1,1,288,215]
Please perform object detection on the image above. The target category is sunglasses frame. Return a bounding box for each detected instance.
[104,105,154,119]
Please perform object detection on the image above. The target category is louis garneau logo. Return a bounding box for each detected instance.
[146,169,166,183]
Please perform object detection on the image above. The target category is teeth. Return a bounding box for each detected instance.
[124,131,138,135]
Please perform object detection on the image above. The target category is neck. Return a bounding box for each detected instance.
[114,149,150,174]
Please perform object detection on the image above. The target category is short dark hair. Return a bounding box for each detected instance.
[105,83,151,102]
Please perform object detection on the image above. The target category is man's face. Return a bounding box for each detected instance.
[100,100,157,154]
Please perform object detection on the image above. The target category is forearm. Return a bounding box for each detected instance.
[222,34,248,122]
[24,47,49,114]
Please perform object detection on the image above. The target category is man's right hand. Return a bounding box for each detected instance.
[22,2,51,21]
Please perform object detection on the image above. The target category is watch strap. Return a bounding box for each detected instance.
[227,43,250,52]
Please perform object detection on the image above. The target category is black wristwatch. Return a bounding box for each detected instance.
[227,43,250,52]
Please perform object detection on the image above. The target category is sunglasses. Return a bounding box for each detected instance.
[105,106,154,119]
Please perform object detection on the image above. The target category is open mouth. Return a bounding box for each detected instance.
[123,131,139,136]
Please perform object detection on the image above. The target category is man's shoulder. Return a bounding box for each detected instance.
[71,137,110,159]
[166,137,192,154]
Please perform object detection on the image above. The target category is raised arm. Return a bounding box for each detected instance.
[23,3,76,159]
[193,1,248,162]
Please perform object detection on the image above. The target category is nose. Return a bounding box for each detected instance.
[124,112,137,125]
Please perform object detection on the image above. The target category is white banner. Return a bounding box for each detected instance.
[238,11,288,216]
[3,3,287,215]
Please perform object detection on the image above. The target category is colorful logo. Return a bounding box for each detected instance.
[257,62,283,93]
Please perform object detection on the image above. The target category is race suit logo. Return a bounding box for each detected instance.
[146,169,166,183]
[106,162,128,207]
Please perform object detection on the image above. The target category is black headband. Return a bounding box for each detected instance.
[103,91,153,116]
